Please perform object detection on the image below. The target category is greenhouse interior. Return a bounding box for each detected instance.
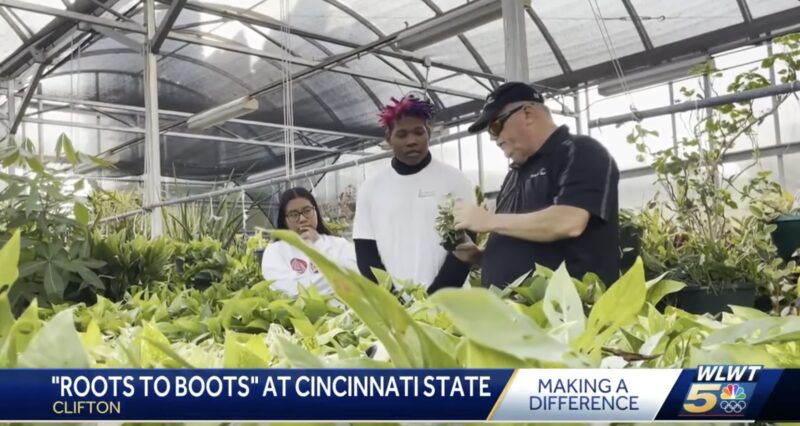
[1,0,800,386]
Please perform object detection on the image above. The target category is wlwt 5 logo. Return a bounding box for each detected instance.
[680,365,761,417]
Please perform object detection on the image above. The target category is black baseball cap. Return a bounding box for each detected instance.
[467,82,545,133]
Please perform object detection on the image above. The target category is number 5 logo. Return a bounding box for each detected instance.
[683,384,722,413]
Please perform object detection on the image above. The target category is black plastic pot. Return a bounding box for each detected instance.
[619,225,641,273]
[255,248,266,265]
[662,283,756,316]
[770,214,800,262]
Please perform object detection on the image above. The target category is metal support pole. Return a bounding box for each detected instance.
[573,92,582,135]
[7,79,15,142]
[584,84,592,137]
[144,0,163,238]
[589,81,800,128]
[768,41,787,186]
[502,0,529,82]
[477,131,485,188]
[668,81,678,150]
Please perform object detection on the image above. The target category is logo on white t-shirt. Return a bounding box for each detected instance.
[290,258,308,274]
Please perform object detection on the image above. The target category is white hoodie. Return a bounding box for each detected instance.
[261,234,358,297]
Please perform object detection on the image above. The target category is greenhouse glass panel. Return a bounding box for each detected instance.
[779,97,800,143]
[335,0,435,35]
[785,153,800,197]
[0,29,22,62]
[478,132,510,193]
[525,16,563,81]
[9,0,63,34]
[537,0,642,70]
[619,174,658,210]
[457,134,480,187]
[414,35,484,72]
[300,72,380,128]
[431,74,491,101]
[431,0,469,13]
[253,0,377,44]
[631,0,742,47]
[430,140,463,174]
[462,19,507,75]
[747,0,800,18]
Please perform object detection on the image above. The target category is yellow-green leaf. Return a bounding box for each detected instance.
[0,230,21,288]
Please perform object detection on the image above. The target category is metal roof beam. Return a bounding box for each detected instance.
[9,61,45,134]
[525,7,570,73]
[25,93,383,140]
[20,115,366,154]
[78,23,142,50]
[620,0,653,51]
[0,7,28,40]
[0,0,485,102]
[151,0,186,53]
[155,0,505,83]
[736,0,753,23]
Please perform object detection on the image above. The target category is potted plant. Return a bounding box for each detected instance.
[435,194,469,251]
[627,33,800,316]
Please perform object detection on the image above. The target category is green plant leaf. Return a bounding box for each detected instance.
[542,263,585,342]
[223,331,271,368]
[0,230,21,288]
[24,157,45,175]
[60,134,80,165]
[573,258,647,358]
[456,339,528,368]
[2,150,20,167]
[431,287,577,366]
[270,229,457,368]
[18,309,90,368]
[74,202,90,226]
[43,263,66,299]
[274,336,325,368]
[646,279,687,306]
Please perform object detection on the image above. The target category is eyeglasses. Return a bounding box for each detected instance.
[488,105,526,137]
[286,206,315,222]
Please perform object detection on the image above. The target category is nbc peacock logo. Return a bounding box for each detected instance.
[718,384,747,414]
[721,384,746,400]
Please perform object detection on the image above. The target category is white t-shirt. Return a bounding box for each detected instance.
[352,158,474,287]
[261,234,357,297]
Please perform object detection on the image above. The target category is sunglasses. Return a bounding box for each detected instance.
[488,105,526,137]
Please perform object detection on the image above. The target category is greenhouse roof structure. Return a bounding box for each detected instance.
[0,0,799,182]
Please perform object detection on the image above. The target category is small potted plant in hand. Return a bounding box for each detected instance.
[436,194,469,251]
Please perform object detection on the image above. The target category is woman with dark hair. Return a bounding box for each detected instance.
[261,187,357,297]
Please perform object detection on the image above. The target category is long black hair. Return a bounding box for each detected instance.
[275,187,333,235]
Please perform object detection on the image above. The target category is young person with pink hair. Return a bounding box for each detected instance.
[352,94,476,294]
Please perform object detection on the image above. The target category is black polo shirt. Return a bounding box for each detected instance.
[481,125,620,287]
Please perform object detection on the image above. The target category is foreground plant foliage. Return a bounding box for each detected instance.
[1,229,799,372]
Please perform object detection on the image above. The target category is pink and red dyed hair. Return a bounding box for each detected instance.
[378,94,434,130]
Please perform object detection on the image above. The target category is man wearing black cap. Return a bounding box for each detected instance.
[452,82,620,287]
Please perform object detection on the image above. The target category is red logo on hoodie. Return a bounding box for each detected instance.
[290,258,308,274]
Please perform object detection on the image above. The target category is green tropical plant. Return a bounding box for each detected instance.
[0,135,110,313]
[90,229,175,301]
[626,33,800,302]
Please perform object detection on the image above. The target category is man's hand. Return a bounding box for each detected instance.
[454,200,494,233]
[453,241,483,266]
[299,227,320,243]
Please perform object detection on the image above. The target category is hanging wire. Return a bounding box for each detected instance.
[587,0,639,118]
[280,0,296,178]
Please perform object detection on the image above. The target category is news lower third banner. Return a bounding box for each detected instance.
[0,366,798,422]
